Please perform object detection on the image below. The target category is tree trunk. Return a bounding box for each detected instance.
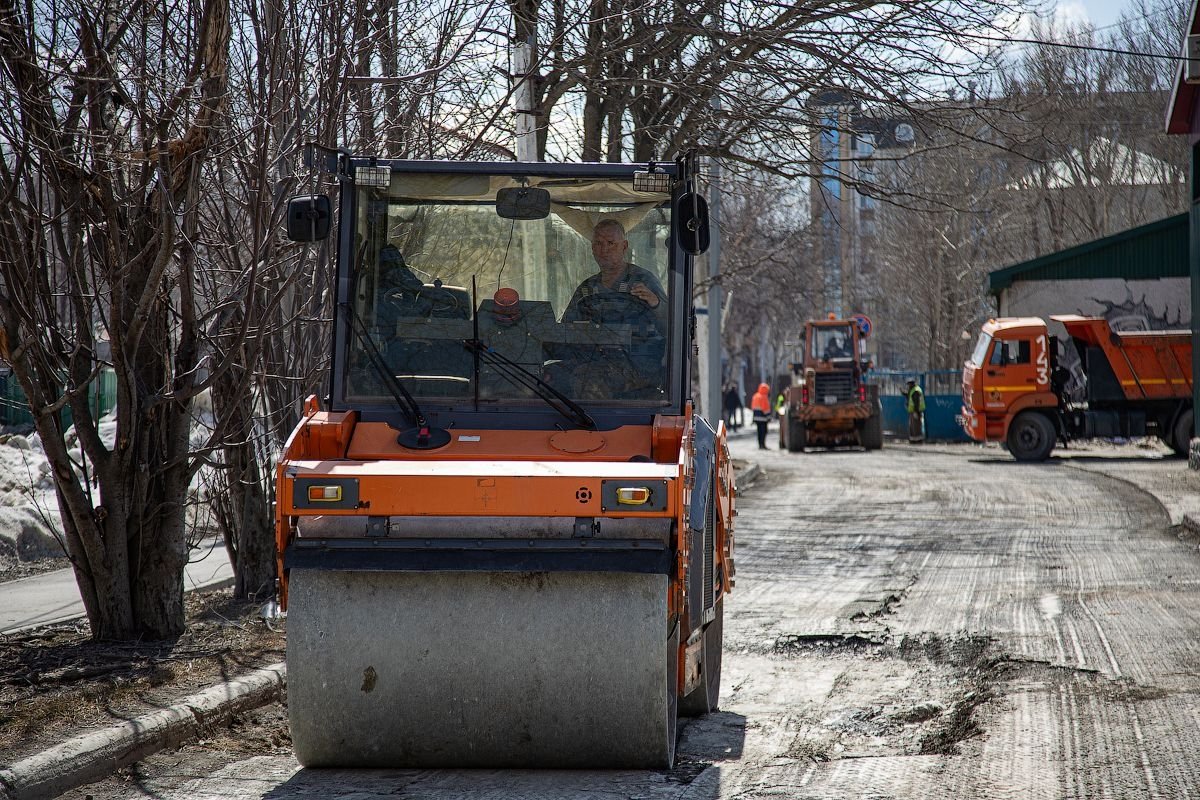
[210,370,277,602]
[581,0,606,161]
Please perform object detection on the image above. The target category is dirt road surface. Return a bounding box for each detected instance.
[60,436,1200,799]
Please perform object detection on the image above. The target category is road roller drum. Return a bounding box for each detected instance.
[288,569,678,767]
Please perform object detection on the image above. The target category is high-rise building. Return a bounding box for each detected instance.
[807,88,914,318]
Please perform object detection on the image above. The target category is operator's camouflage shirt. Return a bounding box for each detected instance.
[562,263,667,330]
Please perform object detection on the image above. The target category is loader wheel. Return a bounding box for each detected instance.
[1007,411,1056,462]
[1171,409,1194,458]
[679,600,724,716]
[785,417,806,452]
[861,408,883,451]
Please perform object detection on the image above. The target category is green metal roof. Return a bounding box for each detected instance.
[988,213,1188,294]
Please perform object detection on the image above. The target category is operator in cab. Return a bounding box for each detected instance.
[562,220,666,324]
[823,331,852,360]
[559,219,668,395]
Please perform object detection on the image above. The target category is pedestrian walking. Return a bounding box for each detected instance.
[905,379,926,443]
[723,382,742,431]
[751,382,772,449]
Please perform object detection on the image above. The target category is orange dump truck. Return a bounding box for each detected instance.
[960,315,1193,461]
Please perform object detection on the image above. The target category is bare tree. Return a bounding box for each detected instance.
[0,0,234,637]
[716,174,821,388]
[195,0,520,599]
[865,0,1190,371]
[512,0,1030,168]
[193,0,339,601]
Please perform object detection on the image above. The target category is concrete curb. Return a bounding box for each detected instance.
[0,662,286,800]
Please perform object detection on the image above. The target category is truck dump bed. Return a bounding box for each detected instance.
[1051,315,1192,402]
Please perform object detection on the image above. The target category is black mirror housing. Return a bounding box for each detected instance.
[286,195,331,241]
[496,187,551,220]
[675,192,710,255]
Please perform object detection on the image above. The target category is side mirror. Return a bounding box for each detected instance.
[496,187,551,220]
[675,192,710,255]
[286,195,331,241]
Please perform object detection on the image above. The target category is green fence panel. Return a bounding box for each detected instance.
[0,369,118,428]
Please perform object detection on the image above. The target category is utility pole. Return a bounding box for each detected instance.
[697,0,724,424]
[511,0,538,162]
[706,154,723,426]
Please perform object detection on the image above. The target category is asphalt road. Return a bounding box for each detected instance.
[61,435,1200,799]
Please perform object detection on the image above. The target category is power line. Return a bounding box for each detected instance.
[957,31,1187,62]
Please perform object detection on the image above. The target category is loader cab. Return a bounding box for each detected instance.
[806,321,864,367]
[289,155,706,434]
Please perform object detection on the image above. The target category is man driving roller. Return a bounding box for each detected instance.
[559,219,668,394]
[562,219,666,323]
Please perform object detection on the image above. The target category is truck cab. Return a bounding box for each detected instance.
[961,317,1056,447]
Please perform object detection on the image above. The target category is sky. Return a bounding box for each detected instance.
[1062,0,1138,29]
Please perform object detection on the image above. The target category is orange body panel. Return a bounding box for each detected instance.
[713,425,736,590]
[345,422,656,462]
[280,460,680,518]
[1051,315,1192,402]
[280,401,357,461]
[274,399,735,622]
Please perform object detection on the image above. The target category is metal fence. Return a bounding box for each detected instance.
[870,369,969,442]
[0,369,118,428]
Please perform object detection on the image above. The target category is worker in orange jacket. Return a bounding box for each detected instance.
[750,382,772,450]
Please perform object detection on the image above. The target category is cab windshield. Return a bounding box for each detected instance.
[968,332,992,367]
[811,324,856,362]
[341,170,676,410]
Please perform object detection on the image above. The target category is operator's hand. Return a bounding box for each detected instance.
[630,282,660,308]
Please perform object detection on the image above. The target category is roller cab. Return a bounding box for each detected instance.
[276,153,734,768]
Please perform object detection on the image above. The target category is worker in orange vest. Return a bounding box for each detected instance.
[750,382,772,450]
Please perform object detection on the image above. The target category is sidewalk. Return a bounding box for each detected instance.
[0,538,234,635]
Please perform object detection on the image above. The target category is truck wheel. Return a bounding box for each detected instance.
[1171,409,1194,458]
[786,417,805,452]
[1007,412,1056,462]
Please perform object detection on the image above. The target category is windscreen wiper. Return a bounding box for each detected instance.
[464,339,597,431]
[341,302,451,449]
